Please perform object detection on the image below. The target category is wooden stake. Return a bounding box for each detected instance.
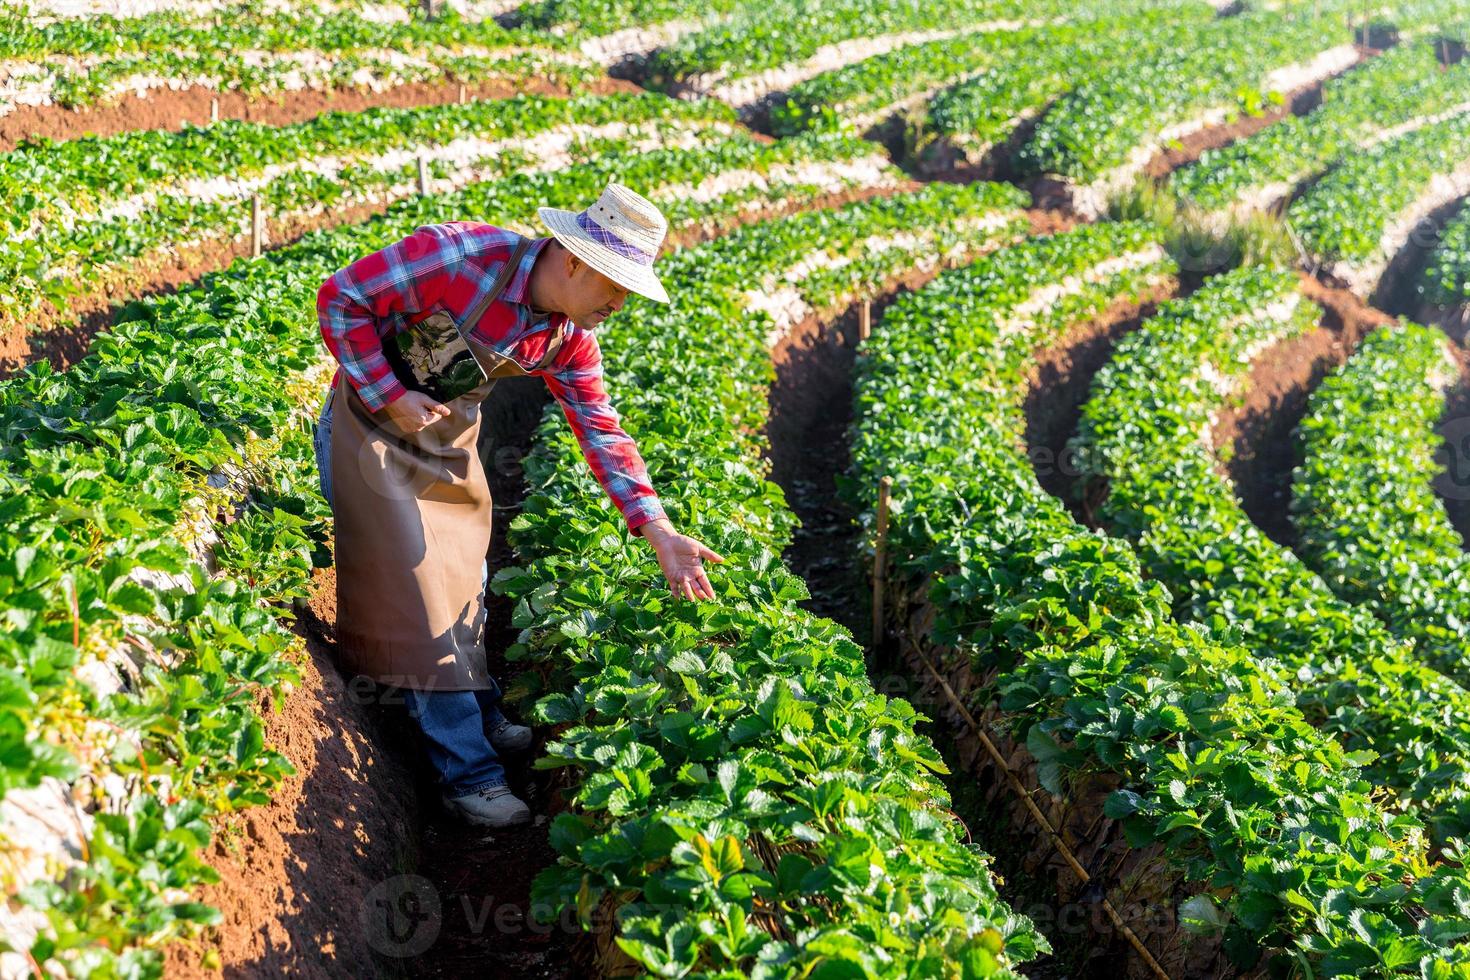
[250,194,263,258]
[421,0,434,19]
[458,82,467,103]
[871,476,892,650]
[907,639,1174,980]
[417,154,429,196]
[209,97,219,123]
[858,299,872,343]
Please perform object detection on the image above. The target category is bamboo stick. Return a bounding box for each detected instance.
[858,299,872,343]
[250,194,263,258]
[907,639,1173,980]
[871,476,892,649]
[417,154,430,196]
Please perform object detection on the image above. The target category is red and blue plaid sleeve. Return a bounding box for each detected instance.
[538,327,667,533]
[315,224,467,411]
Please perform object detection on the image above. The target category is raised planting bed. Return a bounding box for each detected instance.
[0,129,914,977]
[1292,319,1470,677]
[849,224,1470,978]
[1072,265,1470,842]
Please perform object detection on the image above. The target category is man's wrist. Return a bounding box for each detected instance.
[639,517,676,542]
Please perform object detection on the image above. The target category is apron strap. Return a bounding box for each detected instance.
[462,235,533,329]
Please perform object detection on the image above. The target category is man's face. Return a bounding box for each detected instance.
[565,254,631,329]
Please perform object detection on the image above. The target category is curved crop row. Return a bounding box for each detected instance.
[1016,7,1359,203]
[766,8,1186,139]
[1171,40,1470,215]
[849,224,1470,977]
[0,5,587,116]
[3,98,896,338]
[496,179,1044,977]
[0,0,516,59]
[1072,266,1470,840]
[1287,110,1470,293]
[923,6,1215,171]
[642,0,1073,97]
[0,93,731,331]
[1292,321,1470,676]
[0,131,914,978]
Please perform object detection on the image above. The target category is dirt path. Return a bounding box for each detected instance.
[1210,274,1392,546]
[410,375,587,979]
[1023,291,1177,522]
[164,568,423,980]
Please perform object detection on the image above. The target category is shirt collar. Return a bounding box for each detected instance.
[503,234,552,307]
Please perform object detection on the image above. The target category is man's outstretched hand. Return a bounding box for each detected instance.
[640,518,724,601]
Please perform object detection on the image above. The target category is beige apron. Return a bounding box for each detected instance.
[330,237,565,691]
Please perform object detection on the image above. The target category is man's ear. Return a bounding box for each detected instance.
[563,247,583,276]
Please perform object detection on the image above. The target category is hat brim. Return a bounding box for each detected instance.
[538,207,670,304]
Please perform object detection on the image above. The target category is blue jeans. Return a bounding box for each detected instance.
[401,686,511,795]
[313,387,336,509]
[315,389,506,796]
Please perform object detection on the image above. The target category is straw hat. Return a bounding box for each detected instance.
[538,183,670,304]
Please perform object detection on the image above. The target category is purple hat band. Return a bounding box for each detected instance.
[575,210,655,267]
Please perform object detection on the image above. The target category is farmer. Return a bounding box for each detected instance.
[312,183,724,828]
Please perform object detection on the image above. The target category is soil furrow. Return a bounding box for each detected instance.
[1210,273,1391,546]
[0,74,631,155]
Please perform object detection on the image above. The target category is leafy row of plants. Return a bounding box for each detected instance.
[0,129,910,978]
[1014,6,1360,186]
[641,0,1078,95]
[1,92,726,227]
[0,92,740,329]
[1171,40,1470,213]
[922,5,1216,166]
[0,4,590,111]
[1286,110,1470,277]
[1072,266,1470,842]
[848,224,1470,977]
[495,181,1047,975]
[509,0,753,38]
[1292,320,1470,678]
[765,7,1188,139]
[0,0,521,59]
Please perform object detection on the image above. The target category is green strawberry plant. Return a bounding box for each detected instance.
[496,181,1047,976]
[1172,40,1470,214]
[1073,266,1470,842]
[0,128,915,977]
[849,224,1470,976]
[1292,321,1470,678]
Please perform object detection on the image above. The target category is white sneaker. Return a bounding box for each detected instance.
[443,785,531,828]
[487,717,533,753]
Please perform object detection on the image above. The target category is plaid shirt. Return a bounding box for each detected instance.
[316,221,666,532]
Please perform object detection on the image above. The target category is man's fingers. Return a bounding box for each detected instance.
[697,543,726,563]
[694,569,714,598]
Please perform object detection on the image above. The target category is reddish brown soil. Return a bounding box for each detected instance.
[1023,287,1180,520]
[164,567,422,980]
[1210,273,1393,545]
[0,75,637,154]
[765,270,933,642]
